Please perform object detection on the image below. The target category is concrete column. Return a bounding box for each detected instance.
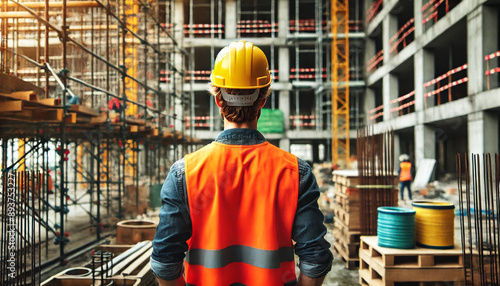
[394,133,401,172]
[467,6,485,95]
[173,0,184,131]
[364,88,376,125]
[173,0,184,44]
[413,0,423,38]
[414,124,435,168]
[225,0,237,39]
[414,49,434,111]
[366,38,376,66]
[279,91,290,131]
[383,73,398,121]
[279,47,289,82]
[278,0,289,39]
[280,138,290,152]
[468,111,499,155]
[483,7,499,90]
[383,13,397,63]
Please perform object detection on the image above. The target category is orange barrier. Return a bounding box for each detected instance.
[290,67,327,80]
[366,0,383,23]
[366,50,384,72]
[390,90,415,116]
[367,104,383,121]
[290,115,317,128]
[423,64,468,107]
[389,18,415,54]
[238,20,277,34]
[422,0,458,26]
[289,19,327,32]
[485,50,500,90]
[185,116,215,128]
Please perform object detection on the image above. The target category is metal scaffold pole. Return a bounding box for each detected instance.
[0,0,191,279]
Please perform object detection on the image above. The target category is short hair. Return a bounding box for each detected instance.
[208,83,270,123]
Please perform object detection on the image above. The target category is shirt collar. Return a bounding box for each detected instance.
[214,128,266,145]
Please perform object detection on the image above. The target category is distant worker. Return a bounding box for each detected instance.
[151,40,333,286]
[398,154,415,202]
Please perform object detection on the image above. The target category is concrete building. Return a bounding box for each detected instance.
[364,0,500,178]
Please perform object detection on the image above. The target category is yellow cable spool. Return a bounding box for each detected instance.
[412,201,455,249]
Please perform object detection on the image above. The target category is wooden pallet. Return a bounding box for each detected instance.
[333,229,360,259]
[333,204,361,231]
[333,240,360,270]
[359,236,465,286]
[334,219,362,244]
[332,170,360,186]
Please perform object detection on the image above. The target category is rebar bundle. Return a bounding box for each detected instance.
[457,153,500,285]
[0,171,42,285]
[357,127,397,235]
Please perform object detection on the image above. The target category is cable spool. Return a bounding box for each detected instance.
[412,201,455,249]
[377,207,416,249]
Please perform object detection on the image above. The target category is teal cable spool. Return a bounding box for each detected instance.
[377,207,416,249]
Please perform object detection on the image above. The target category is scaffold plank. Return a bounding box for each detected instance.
[0,101,23,112]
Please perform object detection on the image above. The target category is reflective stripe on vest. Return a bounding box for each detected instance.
[184,141,299,286]
[400,162,412,181]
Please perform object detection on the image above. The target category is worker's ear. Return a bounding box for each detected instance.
[257,98,267,108]
[215,96,223,108]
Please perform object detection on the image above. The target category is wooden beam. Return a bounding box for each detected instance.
[9,24,119,32]
[0,91,38,101]
[7,1,100,8]
[90,115,107,124]
[32,109,64,121]
[69,105,99,117]
[38,98,61,106]
[65,113,77,124]
[128,125,139,132]
[0,11,60,18]
[9,91,38,101]
[0,101,23,112]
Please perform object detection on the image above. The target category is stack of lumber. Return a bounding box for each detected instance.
[0,90,99,124]
[332,170,398,269]
[41,242,155,286]
[359,236,464,286]
[0,90,183,141]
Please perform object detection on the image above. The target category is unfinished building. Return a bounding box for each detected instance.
[178,0,365,165]
[364,0,500,177]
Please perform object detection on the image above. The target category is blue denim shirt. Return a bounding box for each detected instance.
[151,128,333,282]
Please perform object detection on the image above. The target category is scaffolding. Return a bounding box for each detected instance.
[0,0,190,277]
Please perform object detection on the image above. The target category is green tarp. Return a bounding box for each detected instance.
[258,108,284,134]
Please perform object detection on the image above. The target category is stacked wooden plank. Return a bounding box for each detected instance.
[332,170,362,269]
[332,170,398,269]
[41,242,155,286]
[0,91,184,141]
[0,90,99,124]
[359,236,464,286]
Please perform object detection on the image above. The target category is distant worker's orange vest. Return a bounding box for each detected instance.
[184,141,299,286]
[400,162,412,181]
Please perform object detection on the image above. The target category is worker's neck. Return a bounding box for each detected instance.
[223,118,258,130]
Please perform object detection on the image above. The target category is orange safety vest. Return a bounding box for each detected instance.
[400,162,412,181]
[184,141,299,286]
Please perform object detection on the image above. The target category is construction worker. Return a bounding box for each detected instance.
[151,40,333,286]
[398,154,415,202]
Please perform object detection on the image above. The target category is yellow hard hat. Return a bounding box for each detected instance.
[211,40,272,89]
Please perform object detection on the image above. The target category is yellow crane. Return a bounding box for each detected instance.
[331,0,350,167]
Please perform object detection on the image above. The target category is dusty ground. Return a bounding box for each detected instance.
[322,224,361,286]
